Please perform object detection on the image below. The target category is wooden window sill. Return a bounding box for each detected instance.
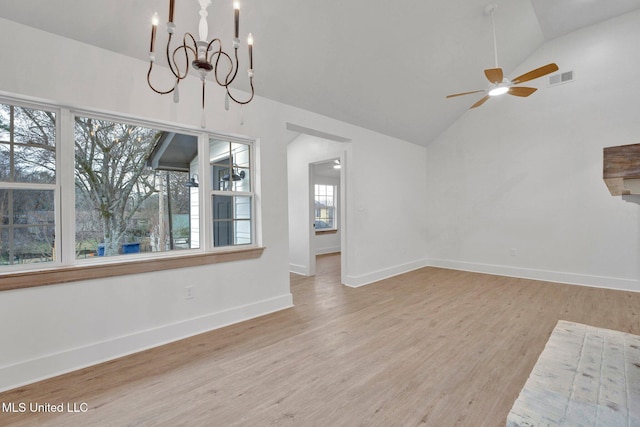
[0,247,265,292]
[315,229,338,235]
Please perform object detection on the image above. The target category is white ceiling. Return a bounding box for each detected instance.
[1,0,639,146]
[315,159,341,179]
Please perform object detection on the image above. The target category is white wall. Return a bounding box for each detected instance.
[287,132,428,286]
[0,18,428,391]
[347,131,429,286]
[425,10,640,291]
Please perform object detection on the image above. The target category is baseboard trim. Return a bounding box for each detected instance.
[0,293,293,393]
[344,259,429,288]
[426,259,640,293]
[289,263,310,276]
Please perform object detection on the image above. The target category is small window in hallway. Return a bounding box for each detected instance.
[314,184,336,231]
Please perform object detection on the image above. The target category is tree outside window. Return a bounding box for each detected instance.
[74,117,199,258]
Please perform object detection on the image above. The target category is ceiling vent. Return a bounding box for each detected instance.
[548,70,574,86]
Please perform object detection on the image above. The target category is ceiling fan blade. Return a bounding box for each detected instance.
[484,68,503,84]
[508,86,537,97]
[470,95,490,109]
[446,89,485,99]
[511,63,559,84]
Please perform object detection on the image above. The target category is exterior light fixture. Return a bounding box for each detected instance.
[185,175,199,188]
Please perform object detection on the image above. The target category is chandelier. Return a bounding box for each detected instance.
[147,0,255,127]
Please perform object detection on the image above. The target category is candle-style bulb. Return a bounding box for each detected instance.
[150,12,159,53]
[169,0,176,23]
[247,33,254,70]
[234,1,240,39]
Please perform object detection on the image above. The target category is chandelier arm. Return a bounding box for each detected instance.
[210,49,235,87]
[225,47,241,86]
[205,38,222,62]
[163,33,182,79]
[225,77,254,105]
[206,38,232,86]
[184,32,198,48]
[171,43,195,79]
[147,62,177,95]
[207,41,236,87]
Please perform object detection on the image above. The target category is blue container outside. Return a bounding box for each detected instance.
[97,244,105,256]
[122,242,140,254]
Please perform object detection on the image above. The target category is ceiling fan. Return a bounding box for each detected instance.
[446,3,558,109]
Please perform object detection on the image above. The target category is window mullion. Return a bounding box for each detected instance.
[9,105,15,181]
[58,109,75,266]
[252,138,261,247]
[199,132,212,250]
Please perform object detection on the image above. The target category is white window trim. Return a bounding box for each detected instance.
[208,137,257,248]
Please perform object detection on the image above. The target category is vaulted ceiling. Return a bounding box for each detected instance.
[1,0,639,146]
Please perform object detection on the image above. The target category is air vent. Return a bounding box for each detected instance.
[548,70,574,86]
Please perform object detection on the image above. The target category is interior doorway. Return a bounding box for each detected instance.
[309,158,342,277]
[286,130,349,284]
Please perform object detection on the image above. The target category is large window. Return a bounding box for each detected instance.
[0,102,57,266]
[0,96,259,279]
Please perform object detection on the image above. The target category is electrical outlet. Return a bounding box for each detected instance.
[185,285,194,300]
[510,248,517,257]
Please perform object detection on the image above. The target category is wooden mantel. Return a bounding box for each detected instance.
[603,143,640,196]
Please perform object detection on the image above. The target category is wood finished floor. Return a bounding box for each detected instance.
[1,254,640,426]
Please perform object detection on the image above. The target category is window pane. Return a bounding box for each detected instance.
[231,142,250,168]
[75,117,199,258]
[233,168,250,192]
[0,144,8,181]
[212,195,252,247]
[0,104,56,184]
[0,228,7,265]
[209,139,251,192]
[0,189,55,265]
[13,226,55,263]
[15,146,56,184]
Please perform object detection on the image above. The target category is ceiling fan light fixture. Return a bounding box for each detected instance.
[488,86,509,97]
[445,3,558,109]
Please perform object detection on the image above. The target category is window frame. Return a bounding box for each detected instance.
[70,111,205,262]
[314,183,338,233]
[208,138,256,248]
[0,98,62,268]
[0,94,263,290]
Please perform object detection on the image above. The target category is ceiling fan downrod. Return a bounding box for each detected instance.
[484,3,499,69]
